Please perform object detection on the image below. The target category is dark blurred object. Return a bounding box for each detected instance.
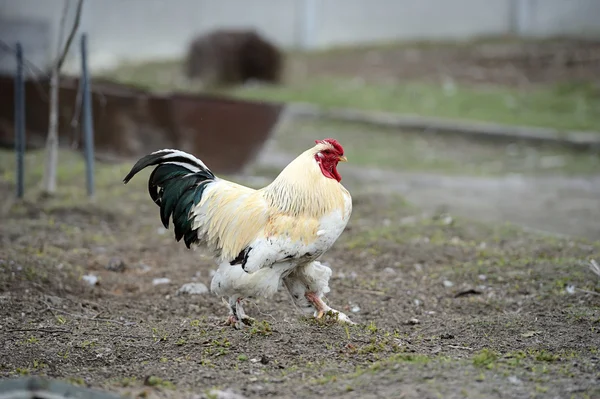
[185,29,284,88]
[0,74,282,174]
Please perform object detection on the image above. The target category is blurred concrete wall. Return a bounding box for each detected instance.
[1,0,600,75]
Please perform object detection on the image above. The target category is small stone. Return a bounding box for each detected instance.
[478,274,487,281]
[413,299,422,307]
[350,305,361,313]
[138,263,151,273]
[508,375,522,385]
[260,355,269,365]
[406,318,420,325]
[106,257,126,272]
[82,274,98,286]
[383,267,396,275]
[177,282,209,295]
[152,278,171,286]
[443,280,454,288]
[566,285,575,294]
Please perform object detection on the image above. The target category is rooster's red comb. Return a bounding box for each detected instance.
[315,138,344,154]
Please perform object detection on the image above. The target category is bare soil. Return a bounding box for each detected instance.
[291,38,600,87]
[1,153,599,399]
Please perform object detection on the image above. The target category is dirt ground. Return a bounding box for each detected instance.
[290,38,600,87]
[1,144,599,399]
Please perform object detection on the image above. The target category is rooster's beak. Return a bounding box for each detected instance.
[338,155,348,162]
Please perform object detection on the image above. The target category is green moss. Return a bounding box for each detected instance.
[144,375,175,389]
[531,349,560,362]
[249,320,273,336]
[65,377,85,386]
[473,349,499,369]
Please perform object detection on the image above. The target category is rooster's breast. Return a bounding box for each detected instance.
[314,190,352,253]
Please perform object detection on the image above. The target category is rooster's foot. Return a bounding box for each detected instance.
[224,315,238,326]
[306,291,355,325]
[224,315,252,330]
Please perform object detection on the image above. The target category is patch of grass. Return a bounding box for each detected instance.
[232,78,600,132]
[473,348,499,369]
[22,336,40,345]
[530,349,560,362]
[144,375,175,390]
[65,377,85,386]
[249,320,273,336]
[270,119,600,177]
[119,376,138,387]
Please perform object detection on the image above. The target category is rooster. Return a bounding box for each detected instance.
[123,139,354,327]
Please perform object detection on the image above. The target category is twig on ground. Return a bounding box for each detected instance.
[588,259,600,279]
[245,299,279,325]
[341,287,388,296]
[575,288,600,297]
[448,345,474,351]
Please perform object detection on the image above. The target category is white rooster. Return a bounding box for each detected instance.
[123,138,354,327]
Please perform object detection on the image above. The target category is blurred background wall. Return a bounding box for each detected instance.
[2,0,600,75]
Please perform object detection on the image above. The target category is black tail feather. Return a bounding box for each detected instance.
[123,149,216,248]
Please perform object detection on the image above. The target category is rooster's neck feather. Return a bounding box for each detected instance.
[261,149,347,217]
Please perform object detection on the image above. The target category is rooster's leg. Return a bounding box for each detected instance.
[305,291,354,324]
[225,297,239,327]
[235,298,255,326]
[225,297,254,329]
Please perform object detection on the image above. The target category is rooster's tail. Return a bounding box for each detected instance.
[123,149,216,248]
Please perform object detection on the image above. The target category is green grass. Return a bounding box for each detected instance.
[231,78,600,132]
[267,119,600,176]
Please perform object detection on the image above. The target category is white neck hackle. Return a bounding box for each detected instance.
[260,145,346,218]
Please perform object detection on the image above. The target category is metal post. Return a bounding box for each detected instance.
[80,33,95,198]
[14,42,25,199]
[513,0,534,37]
[300,0,318,50]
